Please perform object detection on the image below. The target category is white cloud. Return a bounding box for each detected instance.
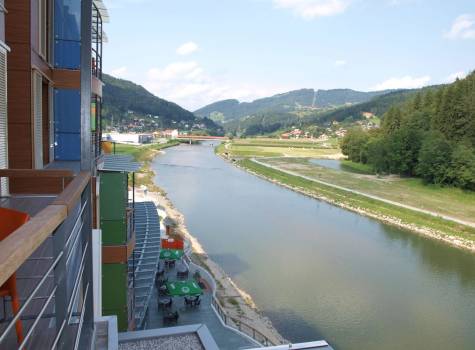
[445,14,475,40]
[447,71,467,82]
[144,61,290,110]
[176,41,199,55]
[110,66,128,78]
[273,0,349,20]
[147,61,201,81]
[370,75,431,90]
[334,59,347,67]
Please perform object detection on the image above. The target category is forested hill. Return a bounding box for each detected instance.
[342,71,475,190]
[305,88,433,125]
[195,88,392,122]
[102,74,220,132]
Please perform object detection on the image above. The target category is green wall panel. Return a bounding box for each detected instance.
[101,219,127,245]
[103,307,128,332]
[99,172,127,221]
[102,263,127,310]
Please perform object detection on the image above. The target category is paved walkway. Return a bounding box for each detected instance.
[252,158,475,228]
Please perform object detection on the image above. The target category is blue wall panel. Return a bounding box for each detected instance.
[54,133,81,161]
[54,0,81,41]
[54,40,81,70]
[54,0,81,69]
[54,89,81,161]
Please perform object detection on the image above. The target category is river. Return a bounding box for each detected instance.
[152,142,475,350]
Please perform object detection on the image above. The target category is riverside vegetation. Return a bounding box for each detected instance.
[341,71,475,190]
[217,136,475,251]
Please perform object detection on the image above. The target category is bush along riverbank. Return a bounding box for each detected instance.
[117,141,286,345]
[233,157,475,253]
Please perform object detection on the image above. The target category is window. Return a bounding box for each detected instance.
[38,0,50,60]
[0,47,7,195]
[32,71,44,169]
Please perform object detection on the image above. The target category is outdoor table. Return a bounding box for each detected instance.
[163,310,179,325]
[159,249,184,260]
[166,280,202,297]
[158,296,172,309]
[184,295,201,307]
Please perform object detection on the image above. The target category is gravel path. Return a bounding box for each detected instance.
[119,334,204,350]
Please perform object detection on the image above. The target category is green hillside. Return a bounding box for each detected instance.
[195,88,391,122]
[305,88,429,125]
[102,74,222,133]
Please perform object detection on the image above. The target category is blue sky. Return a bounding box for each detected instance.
[103,0,475,110]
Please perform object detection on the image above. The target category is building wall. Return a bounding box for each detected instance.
[5,0,33,169]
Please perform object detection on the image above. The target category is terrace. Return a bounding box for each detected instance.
[0,169,108,349]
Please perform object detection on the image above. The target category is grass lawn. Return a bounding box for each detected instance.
[222,138,341,158]
[340,160,375,174]
[238,159,475,243]
[261,157,475,225]
[232,138,338,149]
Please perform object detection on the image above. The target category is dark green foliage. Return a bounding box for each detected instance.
[225,112,300,136]
[450,143,475,190]
[416,132,453,184]
[340,128,369,163]
[382,107,403,135]
[341,71,475,190]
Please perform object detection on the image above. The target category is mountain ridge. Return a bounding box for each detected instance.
[194,88,394,122]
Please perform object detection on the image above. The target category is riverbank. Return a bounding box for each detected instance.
[232,157,475,253]
[116,142,286,345]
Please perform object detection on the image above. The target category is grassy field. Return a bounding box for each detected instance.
[261,157,475,225]
[238,159,475,243]
[220,138,341,158]
[115,140,180,189]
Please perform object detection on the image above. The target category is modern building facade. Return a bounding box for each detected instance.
[0,0,113,349]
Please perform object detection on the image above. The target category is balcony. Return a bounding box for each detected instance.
[0,169,106,349]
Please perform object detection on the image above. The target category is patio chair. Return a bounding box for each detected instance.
[158,285,168,296]
[163,311,179,325]
[0,207,30,344]
[184,296,193,307]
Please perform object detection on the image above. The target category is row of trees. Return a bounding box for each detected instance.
[341,71,475,190]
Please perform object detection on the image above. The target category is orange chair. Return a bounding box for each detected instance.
[0,207,29,344]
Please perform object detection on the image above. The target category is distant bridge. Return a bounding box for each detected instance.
[176,135,228,141]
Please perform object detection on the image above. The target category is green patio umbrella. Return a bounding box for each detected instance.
[159,249,184,260]
[166,280,203,297]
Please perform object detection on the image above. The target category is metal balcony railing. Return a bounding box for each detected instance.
[0,170,94,350]
[92,1,106,80]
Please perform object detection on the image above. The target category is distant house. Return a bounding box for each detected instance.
[362,112,375,119]
[290,129,303,138]
[335,129,347,137]
[161,129,179,139]
[138,134,154,144]
[281,133,291,139]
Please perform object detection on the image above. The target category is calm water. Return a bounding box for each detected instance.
[152,142,475,350]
